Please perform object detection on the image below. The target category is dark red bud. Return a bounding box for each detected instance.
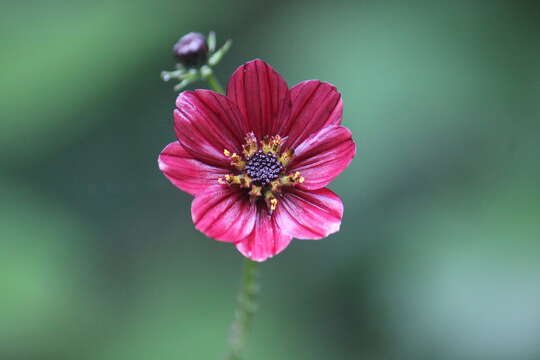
[172,32,208,67]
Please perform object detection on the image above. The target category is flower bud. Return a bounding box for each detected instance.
[172,32,208,67]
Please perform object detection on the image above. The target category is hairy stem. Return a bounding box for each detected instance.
[225,258,259,360]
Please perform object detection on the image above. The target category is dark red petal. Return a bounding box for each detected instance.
[174,90,248,167]
[226,59,290,139]
[289,125,356,190]
[158,141,227,195]
[191,185,256,242]
[235,205,292,262]
[279,80,342,149]
[274,187,344,240]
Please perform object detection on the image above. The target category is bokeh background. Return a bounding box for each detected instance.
[2,0,540,359]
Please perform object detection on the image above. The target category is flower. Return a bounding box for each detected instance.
[158,59,356,261]
[172,32,208,67]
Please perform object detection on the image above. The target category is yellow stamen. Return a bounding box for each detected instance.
[291,171,304,183]
[265,191,278,212]
[270,198,278,211]
[278,149,294,167]
[249,185,262,197]
[242,132,258,158]
[261,135,284,154]
[264,191,278,212]
[223,148,245,170]
[279,171,305,186]
[238,175,252,188]
[270,179,281,192]
[230,153,245,169]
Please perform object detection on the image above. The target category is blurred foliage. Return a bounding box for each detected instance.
[1,0,539,359]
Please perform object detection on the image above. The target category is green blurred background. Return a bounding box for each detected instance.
[2,0,539,359]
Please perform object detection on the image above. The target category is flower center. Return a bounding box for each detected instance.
[245,150,283,186]
[219,132,304,213]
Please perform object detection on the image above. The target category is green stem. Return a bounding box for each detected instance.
[225,258,259,360]
[206,71,225,94]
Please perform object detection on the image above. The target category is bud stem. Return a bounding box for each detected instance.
[206,71,225,94]
[224,258,259,360]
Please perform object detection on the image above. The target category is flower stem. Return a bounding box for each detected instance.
[225,258,259,360]
[206,71,225,94]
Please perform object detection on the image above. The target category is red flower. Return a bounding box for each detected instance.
[158,59,356,261]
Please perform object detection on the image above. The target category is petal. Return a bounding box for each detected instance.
[289,125,356,190]
[279,80,343,149]
[226,59,290,139]
[235,205,292,262]
[158,141,227,195]
[192,186,256,242]
[174,90,248,167]
[274,188,344,240]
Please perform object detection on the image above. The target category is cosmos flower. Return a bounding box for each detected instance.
[159,59,356,261]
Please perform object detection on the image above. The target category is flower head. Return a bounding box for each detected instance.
[159,59,356,261]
